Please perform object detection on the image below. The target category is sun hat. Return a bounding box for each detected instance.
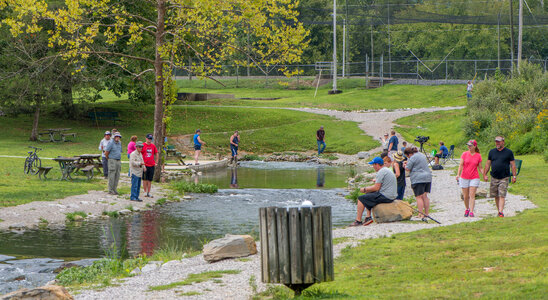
[114,132,122,138]
[146,133,153,139]
[495,136,504,141]
[466,140,477,147]
[104,131,111,135]
[393,151,405,162]
[368,157,384,165]
[136,141,144,147]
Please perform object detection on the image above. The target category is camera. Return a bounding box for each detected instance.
[415,136,430,144]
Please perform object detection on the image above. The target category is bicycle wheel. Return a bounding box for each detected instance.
[31,157,41,175]
[24,157,31,174]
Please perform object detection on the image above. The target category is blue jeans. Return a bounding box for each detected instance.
[127,154,131,176]
[397,185,406,200]
[317,140,326,154]
[467,91,472,100]
[130,174,142,200]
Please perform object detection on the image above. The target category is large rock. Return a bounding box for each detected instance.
[357,152,370,159]
[460,187,488,200]
[0,285,73,300]
[203,234,257,262]
[371,200,413,223]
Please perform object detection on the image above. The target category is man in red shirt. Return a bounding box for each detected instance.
[141,133,159,197]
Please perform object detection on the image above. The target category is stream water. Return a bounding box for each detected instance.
[0,162,359,294]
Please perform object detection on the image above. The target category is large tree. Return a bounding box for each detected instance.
[1,0,308,180]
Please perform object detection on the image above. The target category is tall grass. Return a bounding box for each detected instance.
[171,181,218,194]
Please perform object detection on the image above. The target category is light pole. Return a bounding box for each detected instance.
[329,0,342,94]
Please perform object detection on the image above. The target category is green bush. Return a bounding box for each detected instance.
[242,154,263,161]
[171,181,218,194]
[345,188,360,204]
[465,61,548,155]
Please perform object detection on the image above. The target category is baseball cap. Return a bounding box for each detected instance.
[114,132,122,138]
[104,131,111,135]
[146,134,153,139]
[368,157,384,165]
[495,136,504,141]
[466,140,477,147]
[136,141,144,147]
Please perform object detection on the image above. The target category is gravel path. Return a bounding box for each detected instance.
[74,107,536,300]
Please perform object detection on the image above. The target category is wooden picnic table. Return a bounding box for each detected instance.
[53,156,79,180]
[74,154,102,173]
[38,128,72,143]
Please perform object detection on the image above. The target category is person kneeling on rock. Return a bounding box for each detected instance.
[350,157,397,227]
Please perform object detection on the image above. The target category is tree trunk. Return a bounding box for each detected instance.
[152,0,166,182]
[30,100,40,141]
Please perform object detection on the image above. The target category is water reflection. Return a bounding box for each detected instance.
[316,166,325,187]
[230,167,239,188]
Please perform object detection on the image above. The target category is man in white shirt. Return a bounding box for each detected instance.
[98,131,111,178]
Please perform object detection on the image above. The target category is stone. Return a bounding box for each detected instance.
[0,285,73,300]
[460,187,489,200]
[118,209,131,215]
[129,267,141,275]
[72,215,84,221]
[202,234,257,262]
[140,261,162,273]
[357,152,370,159]
[0,255,16,263]
[371,200,413,223]
[53,263,78,274]
[8,223,25,230]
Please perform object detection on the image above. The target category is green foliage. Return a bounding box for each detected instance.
[65,211,87,222]
[242,154,264,161]
[155,198,167,205]
[57,257,147,287]
[101,211,119,218]
[148,270,241,291]
[345,188,360,204]
[171,181,218,194]
[465,61,548,155]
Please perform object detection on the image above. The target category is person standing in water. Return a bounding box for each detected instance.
[230,130,240,164]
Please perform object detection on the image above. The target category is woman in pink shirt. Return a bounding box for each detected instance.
[456,140,484,217]
[127,135,137,176]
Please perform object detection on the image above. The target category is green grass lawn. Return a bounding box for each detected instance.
[176,78,466,111]
[0,158,104,207]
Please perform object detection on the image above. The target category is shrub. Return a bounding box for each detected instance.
[345,188,360,204]
[66,211,87,221]
[242,154,263,161]
[171,181,218,194]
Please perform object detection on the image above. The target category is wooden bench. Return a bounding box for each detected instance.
[88,111,121,126]
[81,165,95,180]
[37,167,53,181]
[165,145,186,165]
[61,132,76,142]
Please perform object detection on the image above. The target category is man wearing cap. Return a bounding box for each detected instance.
[98,131,112,178]
[105,132,123,195]
[142,134,158,197]
[316,126,326,155]
[380,133,389,151]
[129,141,146,201]
[350,157,398,226]
[434,141,449,165]
[483,136,517,217]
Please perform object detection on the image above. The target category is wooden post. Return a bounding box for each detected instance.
[289,207,302,284]
[259,208,269,282]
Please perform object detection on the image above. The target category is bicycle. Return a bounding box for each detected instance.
[24,146,42,175]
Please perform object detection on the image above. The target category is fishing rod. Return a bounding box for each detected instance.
[410,207,442,224]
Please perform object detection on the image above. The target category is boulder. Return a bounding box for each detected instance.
[0,285,73,300]
[357,152,370,159]
[460,187,488,200]
[371,200,413,223]
[203,234,257,262]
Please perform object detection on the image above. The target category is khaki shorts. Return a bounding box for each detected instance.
[490,177,509,198]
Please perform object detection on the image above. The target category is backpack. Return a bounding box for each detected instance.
[432,164,444,170]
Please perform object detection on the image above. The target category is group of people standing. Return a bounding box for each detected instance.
[351,132,517,226]
[191,129,240,165]
[99,130,158,201]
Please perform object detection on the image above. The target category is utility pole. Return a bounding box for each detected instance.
[510,0,515,73]
[518,0,523,72]
[342,19,346,77]
[247,24,250,77]
[330,0,340,94]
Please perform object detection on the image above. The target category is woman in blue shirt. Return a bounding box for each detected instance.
[193,129,206,165]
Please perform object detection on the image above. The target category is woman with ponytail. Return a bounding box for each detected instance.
[456,140,484,217]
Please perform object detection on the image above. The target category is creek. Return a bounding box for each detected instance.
[0,161,359,294]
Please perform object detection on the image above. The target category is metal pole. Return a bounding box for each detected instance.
[247,24,251,77]
[387,1,391,78]
[510,0,515,74]
[332,0,338,92]
[518,0,523,72]
[365,54,369,87]
[380,54,384,87]
[474,60,477,76]
[370,24,374,75]
[445,59,448,83]
[416,60,419,84]
[236,65,239,87]
[342,19,346,78]
[498,12,501,69]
